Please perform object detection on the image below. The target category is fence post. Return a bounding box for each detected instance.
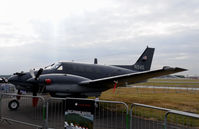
[126,111,130,129]
[129,104,135,129]
[42,99,48,129]
[164,111,169,129]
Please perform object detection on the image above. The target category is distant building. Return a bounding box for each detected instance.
[188,76,199,79]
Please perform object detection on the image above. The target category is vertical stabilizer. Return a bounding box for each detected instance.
[113,47,155,71]
[132,47,155,71]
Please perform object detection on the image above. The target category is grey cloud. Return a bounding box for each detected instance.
[0,0,199,75]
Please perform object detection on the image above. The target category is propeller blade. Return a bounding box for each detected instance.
[0,77,8,83]
[35,68,43,80]
[33,91,37,96]
[16,90,22,100]
[32,91,39,107]
[29,69,35,78]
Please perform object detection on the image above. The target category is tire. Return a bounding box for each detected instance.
[8,100,19,111]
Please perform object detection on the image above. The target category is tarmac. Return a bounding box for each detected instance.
[0,96,44,129]
[0,121,36,129]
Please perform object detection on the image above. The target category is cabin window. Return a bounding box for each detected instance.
[57,65,63,71]
[45,62,61,70]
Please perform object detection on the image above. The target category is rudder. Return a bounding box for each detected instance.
[132,47,155,71]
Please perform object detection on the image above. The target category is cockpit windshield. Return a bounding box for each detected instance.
[44,62,61,70]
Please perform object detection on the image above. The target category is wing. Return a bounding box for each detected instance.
[79,67,187,88]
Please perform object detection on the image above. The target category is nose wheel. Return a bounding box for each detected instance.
[8,100,20,110]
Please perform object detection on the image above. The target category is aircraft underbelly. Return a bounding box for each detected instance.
[15,83,33,91]
[45,84,103,93]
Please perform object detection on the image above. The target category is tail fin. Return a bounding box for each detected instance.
[113,47,155,71]
[132,47,155,71]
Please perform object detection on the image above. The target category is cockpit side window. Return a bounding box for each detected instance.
[57,65,63,71]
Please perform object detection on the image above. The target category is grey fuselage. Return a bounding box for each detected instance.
[8,46,155,97]
[8,62,137,97]
[59,62,134,79]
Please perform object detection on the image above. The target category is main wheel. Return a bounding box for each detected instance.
[8,100,19,111]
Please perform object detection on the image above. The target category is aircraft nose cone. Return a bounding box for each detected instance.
[8,75,18,84]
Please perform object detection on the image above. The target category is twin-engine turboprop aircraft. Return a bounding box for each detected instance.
[1,47,186,110]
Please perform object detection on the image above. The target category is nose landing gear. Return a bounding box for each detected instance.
[8,90,21,110]
[8,99,19,111]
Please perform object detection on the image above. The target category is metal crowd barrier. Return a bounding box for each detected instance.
[46,97,129,129]
[1,92,199,129]
[165,110,199,129]
[0,93,46,129]
[94,99,129,129]
[46,97,66,129]
[130,103,199,129]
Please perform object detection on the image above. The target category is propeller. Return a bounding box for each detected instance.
[0,77,8,83]
[29,68,44,94]
[29,68,43,107]
[35,68,43,80]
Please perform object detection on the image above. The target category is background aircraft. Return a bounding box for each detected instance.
[1,47,186,109]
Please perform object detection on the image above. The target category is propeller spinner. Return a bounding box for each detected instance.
[29,68,43,80]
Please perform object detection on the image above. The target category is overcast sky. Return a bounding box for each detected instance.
[0,0,198,75]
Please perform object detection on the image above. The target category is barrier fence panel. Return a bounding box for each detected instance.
[165,110,199,129]
[130,103,169,129]
[1,93,199,129]
[0,93,45,129]
[94,99,129,129]
[46,97,129,129]
[47,97,66,129]
[130,103,199,129]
